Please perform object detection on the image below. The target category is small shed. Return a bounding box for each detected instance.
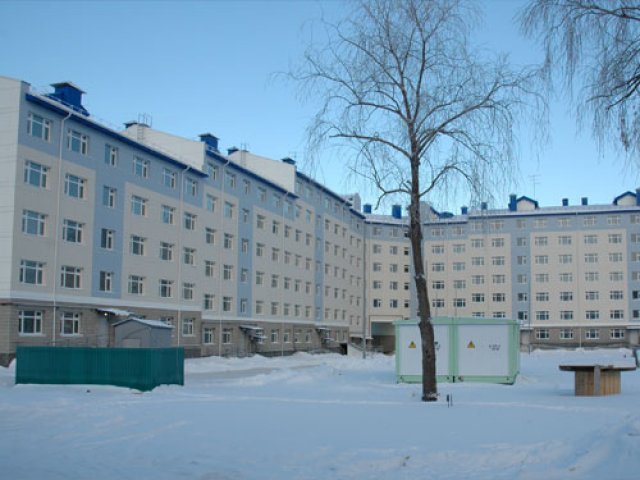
[395,317,520,384]
[113,317,173,348]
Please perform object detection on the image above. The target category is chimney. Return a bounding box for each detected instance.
[508,194,517,212]
[199,133,219,152]
[391,205,402,219]
[48,81,89,116]
[562,198,569,207]
[581,197,588,206]
[363,204,372,214]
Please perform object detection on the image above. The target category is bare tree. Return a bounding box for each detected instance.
[522,0,640,163]
[295,0,539,401]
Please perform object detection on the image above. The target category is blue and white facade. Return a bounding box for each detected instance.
[0,75,639,364]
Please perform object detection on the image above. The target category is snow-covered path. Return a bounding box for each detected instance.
[1,349,638,479]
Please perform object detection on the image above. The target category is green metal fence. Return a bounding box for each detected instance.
[15,346,184,391]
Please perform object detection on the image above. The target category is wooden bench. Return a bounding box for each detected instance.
[559,364,636,396]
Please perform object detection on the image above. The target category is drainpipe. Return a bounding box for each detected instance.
[218,159,230,356]
[177,165,191,347]
[281,191,289,357]
[52,110,72,345]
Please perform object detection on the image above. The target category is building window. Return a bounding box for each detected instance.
[224,202,234,219]
[610,328,625,339]
[222,328,232,344]
[586,310,600,320]
[162,168,176,189]
[203,327,214,344]
[534,236,548,246]
[161,205,176,225]
[67,129,89,155]
[22,210,46,236]
[608,233,623,244]
[536,311,549,321]
[224,233,234,250]
[27,112,51,141]
[128,275,144,295]
[185,177,198,196]
[204,293,215,310]
[60,265,82,289]
[535,329,549,340]
[184,212,196,230]
[24,161,48,188]
[182,282,194,300]
[18,310,43,335]
[183,247,195,265]
[205,261,216,277]
[64,174,86,199]
[99,271,113,292]
[60,312,81,336]
[160,242,174,261]
[182,317,195,336]
[472,293,485,303]
[559,291,573,302]
[491,238,504,248]
[130,235,145,256]
[101,228,114,250]
[536,292,549,302]
[560,310,574,321]
[62,219,83,243]
[585,328,599,340]
[133,156,149,178]
[453,298,466,308]
[103,186,117,208]
[560,329,574,340]
[104,144,118,166]
[610,309,624,320]
[223,264,233,280]
[131,195,147,216]
[610,290,624,300]
[159,279,173,298]
[205,228,216,245]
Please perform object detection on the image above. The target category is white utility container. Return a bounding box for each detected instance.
[395,317,520,384]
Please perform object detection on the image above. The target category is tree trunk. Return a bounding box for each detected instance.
[409,158,437,402]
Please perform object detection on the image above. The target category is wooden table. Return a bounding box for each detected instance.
[559,364,637,396]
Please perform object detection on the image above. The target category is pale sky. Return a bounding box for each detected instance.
[1,0,635,214]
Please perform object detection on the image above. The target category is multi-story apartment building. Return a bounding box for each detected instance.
[1,75,639,364]
[0,76,365,364]
[365,195,640,351]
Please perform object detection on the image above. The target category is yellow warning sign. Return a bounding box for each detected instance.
[408,341,417,349]
[467,341,476,349]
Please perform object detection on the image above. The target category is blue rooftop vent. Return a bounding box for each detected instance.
[48,81,89,116]
[481,202,488,210]
[281,157,296,166]
[581,197,588,206]
[439,211,454,219]
[562,198,569,207]
[461,206,468,215]
[363,204,372,214]
[391,204,402,219]
[199,133,219,153]
[227,146,239,156]
[508,194,517,211]
[636,188,640,206]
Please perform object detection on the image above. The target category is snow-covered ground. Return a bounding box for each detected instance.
[1,349,639,479]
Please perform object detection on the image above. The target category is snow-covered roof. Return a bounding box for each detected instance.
[96,307,134,317]
[113,317,173,329]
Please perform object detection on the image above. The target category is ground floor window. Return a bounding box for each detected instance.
[60,312,80,336]
[610,328,625,339]
[222,328,232,344]
[559,328,574,340]
[535,328,549,340]
[203,327,214,345]
[19,310,43,335]
[182,317,195,336]
[585,328,600,340]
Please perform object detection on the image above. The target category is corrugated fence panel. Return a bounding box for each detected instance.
[15,347,184,391]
